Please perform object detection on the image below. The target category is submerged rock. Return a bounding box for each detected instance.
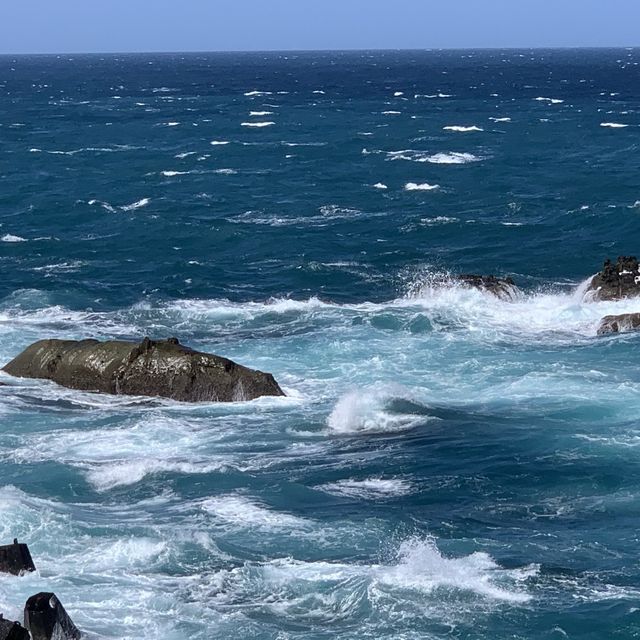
[597,313,640,335]
[586,256,640,301]
[2,337,284,402]
[0,539,36,576]
[24,593,81,640]
[455,274,520,301]
[0,617,29,640]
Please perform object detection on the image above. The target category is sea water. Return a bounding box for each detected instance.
[1,49,640,639]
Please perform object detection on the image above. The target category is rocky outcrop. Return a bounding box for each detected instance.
[586,256,640,301]
[455,274,521,301]
[2,337,284,402]
[0,617,29,640]
[24,593,81,640]
[597,313,640,335]
[0,540,36,576]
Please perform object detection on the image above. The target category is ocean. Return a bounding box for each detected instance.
[1,49,640,639]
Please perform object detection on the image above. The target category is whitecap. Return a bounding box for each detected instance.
[428,152,480,164]
[375,536,535,603]
[389,150,481,164]
[120,198,150,212]
[87,199,117,213]
[327,385,429,434]
[393,91,404,97]
[241,121,275,128]
[86,459,228,491]
[249,111,274,116]
[420,216,458,225]
[210,140,230,146]
[252,535,535,609]
[443,125,483,132]
[201,495,310,529]
[404,182,440,191]
[600,122,629,128]
[244,90,273,96]
[319,478,413,499]
[489,117,512,122]
[373,183,388,190]
[535,97,564,104]
[382,110,402,115]
[1,234,27,243]
[161,170,189,177]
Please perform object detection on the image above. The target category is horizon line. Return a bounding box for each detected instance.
[0,45,638,57]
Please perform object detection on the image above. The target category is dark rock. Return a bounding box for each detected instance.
[0,539,36,576]
[586,256,640,301]
[0,616,30,640]
[597,313,640,335]
[2,338,284,402]
[456,274,521,301]
[24,593,81,640]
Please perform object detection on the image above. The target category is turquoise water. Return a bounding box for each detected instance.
[1,49,640,639]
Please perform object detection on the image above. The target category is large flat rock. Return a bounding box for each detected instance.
[2,338,284,402]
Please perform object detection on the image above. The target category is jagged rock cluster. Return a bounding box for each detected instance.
[584,257,640,335]
[0,541,80,640]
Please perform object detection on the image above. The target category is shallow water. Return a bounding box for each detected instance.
[2,49,640,639]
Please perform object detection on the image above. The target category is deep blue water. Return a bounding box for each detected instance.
[1,49,640,639]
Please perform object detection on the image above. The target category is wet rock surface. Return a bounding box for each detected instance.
[455,274,521,301]
[2,337,285,402]
[597,313,640,335]
[0,540,36,576]
[586,256,640,301]
[24,593,81,640]
[0,617,29,640]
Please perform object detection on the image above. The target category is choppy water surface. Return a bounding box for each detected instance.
[2,50,640,639]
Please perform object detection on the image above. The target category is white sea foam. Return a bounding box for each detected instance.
[489,117,512,122]
[201,495,310,529]
[86,459,228,491]
[443,125,483,132]
[253,535,535,609]
[327,385,429,434]
[405,182,440,191]
[1,234,27,242]
[373,183,388,189]
[210,140,230,146]
[87,199,117,213]
[120,198,150,212]
[175,151,198,158]
[249,111,274,116]
[319,478,413,499]
[421,216,459,225]
[375,536,536,602]
[382,110,402,115]
[600,122,629,128]
[388,150,481,164]
[393,91,404,97]
[244,90,273,96]
[161,170,189,177]
[241,121,275,127]
[163,121,180,126]
[535,97,564,104]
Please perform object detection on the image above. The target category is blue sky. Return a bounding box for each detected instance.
[1,0,639,54]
